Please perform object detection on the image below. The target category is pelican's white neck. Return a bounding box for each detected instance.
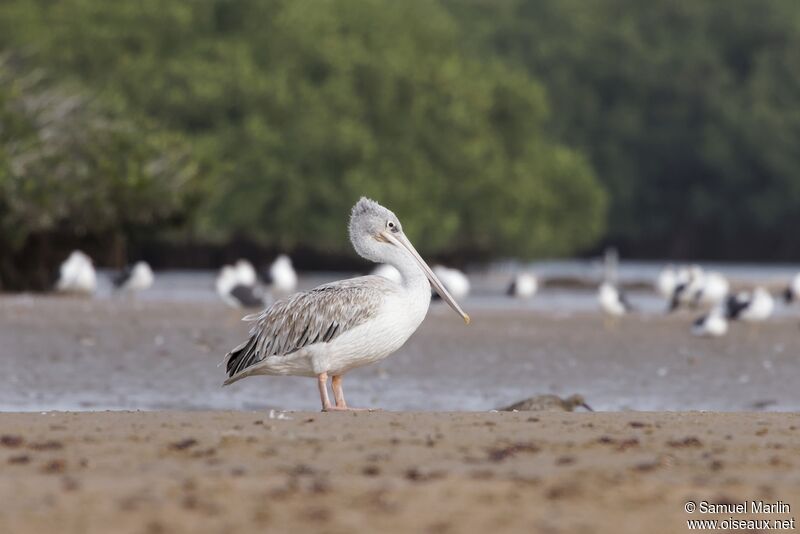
[389,251,429,293]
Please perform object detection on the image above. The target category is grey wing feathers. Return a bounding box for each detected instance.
[224,276,394,379]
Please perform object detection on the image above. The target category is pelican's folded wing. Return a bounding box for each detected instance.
[224,276,395,378]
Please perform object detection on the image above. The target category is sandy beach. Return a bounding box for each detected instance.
[1,292,799,532]
[1,410,799,534]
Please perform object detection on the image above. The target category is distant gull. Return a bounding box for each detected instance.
[113,261,154,292]
[692,306,728,337]
[55,250,96,295]
[507,273,538,299]
[783,273,800,303]
[261,254,298,294]
[598,282,633,317]
[216,262,267,309]
[222,197,470,411]
[431,265,470,300]
[500,394,593,412]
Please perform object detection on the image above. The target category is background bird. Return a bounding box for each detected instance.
[725,287,775,323]
[692,306,729,338]
[216,263,267,309]
[598,282,633,317]
[55,250,96,295]
[507,272,538,299]
[113,261,154,293]
[500,394,593,412]
[431,265,470,301]
[783,273,800,304]
[261,255,298,295]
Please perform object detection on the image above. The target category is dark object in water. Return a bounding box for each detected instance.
[499,394,593,412]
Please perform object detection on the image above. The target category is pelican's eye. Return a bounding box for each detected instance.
[387,220,399,233]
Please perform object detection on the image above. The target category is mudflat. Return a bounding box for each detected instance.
[1,410,799,534]
[2,296,800,411]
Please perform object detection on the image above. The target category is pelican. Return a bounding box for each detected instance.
[113,261,154,292]
[506,272,538,299]
[371,264,402,285]
[216,264,267,309]
[263,255,298,294]
[222,197,470,411]
[55,250,96,295]
[431,265,470,300]
[692,307,728,338]
[598,282,633,317]
[783,273,800,304]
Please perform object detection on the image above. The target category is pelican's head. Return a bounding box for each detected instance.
[348,197,470,324]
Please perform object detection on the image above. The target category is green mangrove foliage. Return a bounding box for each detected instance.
[0,0,606,276]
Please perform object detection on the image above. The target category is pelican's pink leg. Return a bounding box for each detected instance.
[332,375,347,408]
[317,372,332,411]
[321,374,371,412]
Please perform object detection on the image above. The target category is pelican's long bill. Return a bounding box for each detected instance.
[380,231,471,324]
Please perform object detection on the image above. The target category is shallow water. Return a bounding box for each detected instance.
[2,266,799,413]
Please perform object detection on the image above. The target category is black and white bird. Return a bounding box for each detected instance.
[55,250,97,295]
[692,306,729,337]
[506,272,538,299]
[783,273,800,304]
[668,265,704,312]
[691,271,729,307]
[113,261,154,292]
[726,287,775,322]
[261,254,298,294]
[598,282,633,316]
[216,262,268,309]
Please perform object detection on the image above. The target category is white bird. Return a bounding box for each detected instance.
[263,255,298,294]
[222,197,470,411]
[113,261,154,292]
[668,265,704,312]
[216,264,267,309]
[692,271,729,307]
[55,250,96,295]
[655,265,677,300]
[235,259,258,287]
[371,264,402,285]
[783,273,800,304]
[598,282,633,317]
[692,306,729,337]
[507,272,538,298]
[735,287,774,323]
[432,265,470,300]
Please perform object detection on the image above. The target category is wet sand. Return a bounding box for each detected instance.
[2,296,799,411]
[1,410,799,534]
